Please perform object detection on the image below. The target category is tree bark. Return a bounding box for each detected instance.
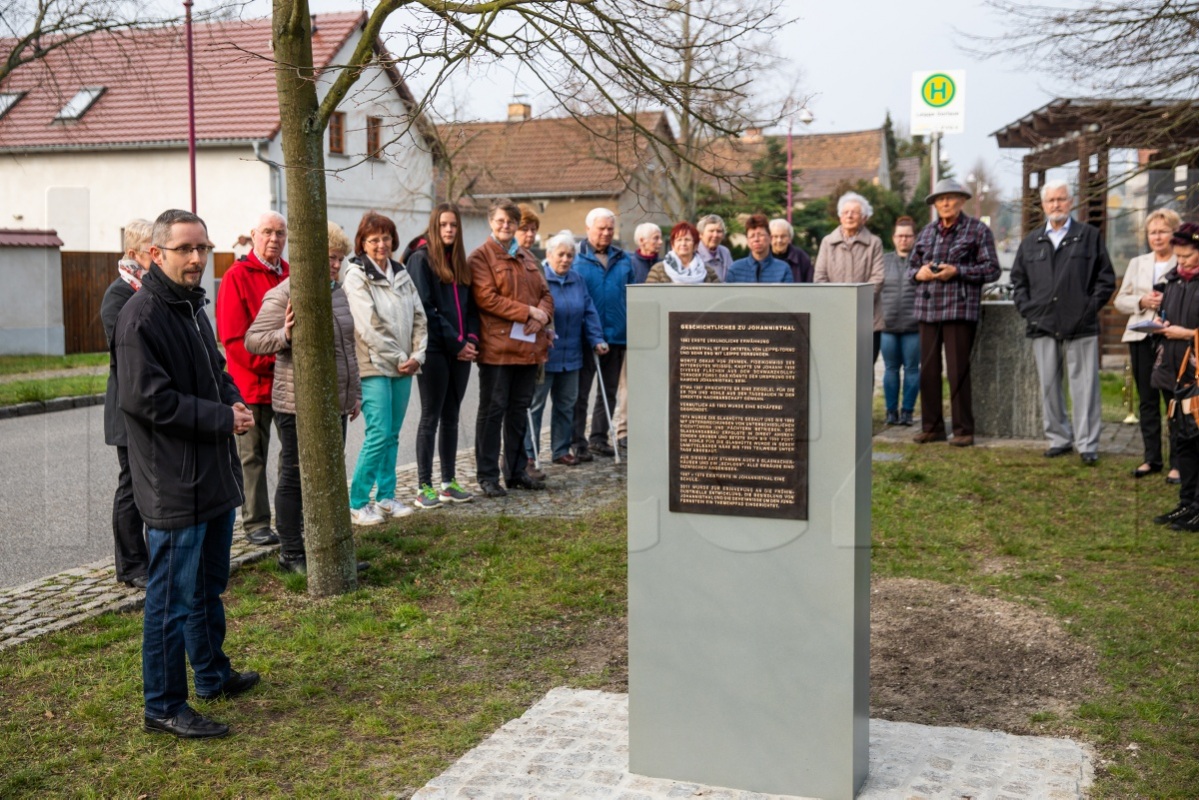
[273,0,359,596]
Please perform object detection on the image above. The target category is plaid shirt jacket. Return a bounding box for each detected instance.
[905,213,1001,322]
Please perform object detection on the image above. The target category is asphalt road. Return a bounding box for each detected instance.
[0,386,480,589]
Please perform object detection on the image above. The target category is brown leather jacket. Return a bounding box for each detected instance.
[468,238,553,365]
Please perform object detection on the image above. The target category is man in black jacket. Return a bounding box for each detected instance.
[1011,180,1116,465]
[115,209,259,739]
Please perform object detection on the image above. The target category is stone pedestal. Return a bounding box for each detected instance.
[626,284,871,800]
[973,302,1044,439]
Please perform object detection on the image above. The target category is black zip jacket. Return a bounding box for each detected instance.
[114,265,244,529]
[405,244,480,355]
[1010,219,1116,340]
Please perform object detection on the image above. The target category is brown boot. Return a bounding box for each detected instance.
[949,435,974,447]
[912,430,947,444]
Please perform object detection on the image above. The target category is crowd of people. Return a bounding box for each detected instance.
[98,181,1196,737]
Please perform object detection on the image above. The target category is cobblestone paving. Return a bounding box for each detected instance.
[412,688,1093,800]
[0,429,622,652]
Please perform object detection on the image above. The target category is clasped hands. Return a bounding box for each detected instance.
[915,263,958,282]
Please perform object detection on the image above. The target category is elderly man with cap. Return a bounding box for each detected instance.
[1010,180,1115,465]
[906,179,1001,447]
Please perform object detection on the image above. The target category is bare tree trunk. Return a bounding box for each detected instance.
[273,0,358,596]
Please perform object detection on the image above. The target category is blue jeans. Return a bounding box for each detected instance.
[351,375,412,508]
[526,370,580,462]
[142,509,235,718]
[881,331,920,412]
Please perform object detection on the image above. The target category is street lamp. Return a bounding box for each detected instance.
[787,107,814,225]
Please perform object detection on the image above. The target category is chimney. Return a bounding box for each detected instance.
[508,101,532,123]
[741,127,764,144]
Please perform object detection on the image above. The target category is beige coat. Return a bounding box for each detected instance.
[244,278,361,415]
[1114,251,1177,342]
[341,256,429,378]
[814,227,885,330]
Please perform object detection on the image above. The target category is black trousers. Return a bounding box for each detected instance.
[112,445,148,582]
[1130,338,1174,470]
[919,321,977,438]
[475,363,537,484]
[1175,428,1199,508]
[573,346,626,451]
[275,411,347,559]
[416,351,473,488]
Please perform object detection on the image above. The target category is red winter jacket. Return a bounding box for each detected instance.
[216,251,289,403]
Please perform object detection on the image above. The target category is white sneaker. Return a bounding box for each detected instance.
[350,504,384,526]
[375,498,414,518]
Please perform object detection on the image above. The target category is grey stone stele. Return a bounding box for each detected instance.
[413,687,1094,800]
[973,302,1045,440]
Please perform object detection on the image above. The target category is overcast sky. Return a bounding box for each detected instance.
[229,0,1088,198]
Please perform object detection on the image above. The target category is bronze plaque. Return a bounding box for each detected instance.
[669,311,809,520]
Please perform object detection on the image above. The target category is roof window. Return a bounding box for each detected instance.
[0,92,24,120]
[54,87,105,121]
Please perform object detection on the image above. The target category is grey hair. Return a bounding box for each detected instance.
[768,218,793,238]
[696,214,726,234]
[152,209,207,247]
[634,222,661,245]
[836,192,873,220]
[585,207,616,227]
[254,210,287,231]
[1040,179,1072,202]
[123,219,153,252]
[544,230,577,255]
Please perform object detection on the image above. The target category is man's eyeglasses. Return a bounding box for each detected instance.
[159,244,212,257]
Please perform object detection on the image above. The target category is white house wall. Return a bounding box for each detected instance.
[0,148,271,253]
[282,34,435,246]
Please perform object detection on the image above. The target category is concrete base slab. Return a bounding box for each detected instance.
[413,688,1092,800]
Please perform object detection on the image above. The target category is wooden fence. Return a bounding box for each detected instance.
[59,251,236,355]
[61,251,118,355]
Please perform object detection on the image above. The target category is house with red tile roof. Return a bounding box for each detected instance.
[702,127,893,203]
[436,103,679,241]
[0,13,435,277]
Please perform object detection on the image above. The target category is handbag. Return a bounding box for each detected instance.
[1169,330,1199,440]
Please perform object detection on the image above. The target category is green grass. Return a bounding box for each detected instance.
[872,443,1199,797]
[2,446,1196,797]
[0,373,106,406]
[0,353,107,376]
[0,510,627,798]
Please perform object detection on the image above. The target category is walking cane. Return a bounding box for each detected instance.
[593,351,622,464]
[527,409,541,470]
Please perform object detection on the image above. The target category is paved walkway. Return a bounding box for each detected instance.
[0,429,622,651]
[0,416,1142,653]
[413,687,1093,800]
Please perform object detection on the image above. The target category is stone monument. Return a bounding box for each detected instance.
[973,301,1044,439]
[626,284,872,800]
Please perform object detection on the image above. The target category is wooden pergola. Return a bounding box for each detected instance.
[993,98,1199,236]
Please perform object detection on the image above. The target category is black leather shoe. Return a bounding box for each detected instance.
[1043,445,1073,458]
[573,448,594,462]
[277,555,307,574]
[507,472,546,490]
[197,669,260,701]
[1171,511,1199,532]
[357,561,370,573]
[1153,504,1192,525]
[122,575,148,590]
[479,480,508,498]
[245,528,280,546]
[1166,471,1182,485]
[144,706,229,739]
[1132,463,1162,478]
[591,442,616,457]
[1080,452,1099,466]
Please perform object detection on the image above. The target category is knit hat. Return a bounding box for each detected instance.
[1172,222,1199,247]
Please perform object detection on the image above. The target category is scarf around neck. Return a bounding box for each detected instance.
[663,251,707,284]
[118,259,143,291]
